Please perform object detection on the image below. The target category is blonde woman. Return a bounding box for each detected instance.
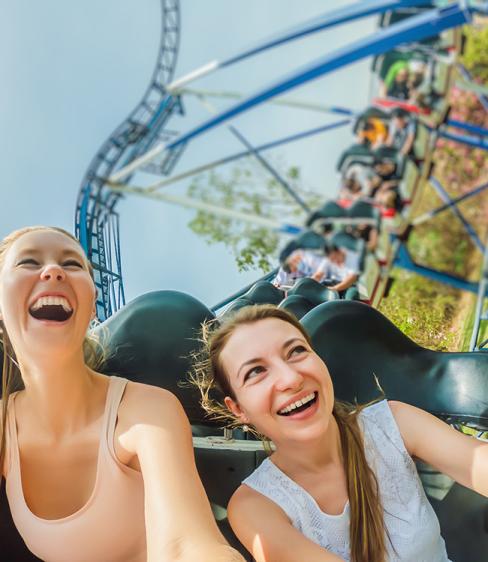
[0,225,244,562]
[193,304,488,562]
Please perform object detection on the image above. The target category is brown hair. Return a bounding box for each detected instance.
[191,304,388,562]
[0,226,105,479]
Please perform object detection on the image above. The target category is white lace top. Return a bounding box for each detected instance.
[242,400,451,561]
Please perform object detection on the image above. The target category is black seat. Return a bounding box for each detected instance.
[279,230,325,263]
[301,300,488,562]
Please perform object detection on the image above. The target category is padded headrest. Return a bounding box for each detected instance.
[94,290,215,425]
[279,230,325,263]
[301,300,488,426]
[337,143,374,172]
[288,278,339,307]
[243,281,284,306]
[278,294,315,320]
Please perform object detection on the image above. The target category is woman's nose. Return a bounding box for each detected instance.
[41,264,65,282]
[275,363,304,391]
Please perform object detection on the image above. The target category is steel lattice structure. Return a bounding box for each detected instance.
[75,0,181,320]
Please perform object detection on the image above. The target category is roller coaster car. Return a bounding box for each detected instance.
[379,5,458,51]
[336,143,375,174]
[3,295,486,561]
[355,106,430,163]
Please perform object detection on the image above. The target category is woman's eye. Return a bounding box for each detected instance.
[244,366,266,382]
[62,260,83,268]
[289,345,307,358]
[17,258,39,266]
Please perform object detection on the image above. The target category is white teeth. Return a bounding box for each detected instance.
[30,296,72,313]
[278,392,316,415]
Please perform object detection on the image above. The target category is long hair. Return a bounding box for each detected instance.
[191,304,387,562]
[0,226,105,480]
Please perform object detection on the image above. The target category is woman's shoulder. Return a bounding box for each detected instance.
[116,378,189,429]
[228,481,290,526]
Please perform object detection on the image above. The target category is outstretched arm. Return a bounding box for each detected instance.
[120,385,245,562]
[228,485,345,562]
[390,401,488,498]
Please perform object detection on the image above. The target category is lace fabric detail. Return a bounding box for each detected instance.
[243,400,451,562]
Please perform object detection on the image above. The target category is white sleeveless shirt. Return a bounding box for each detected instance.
[242,400,451,562]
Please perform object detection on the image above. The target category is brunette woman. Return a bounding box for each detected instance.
[193,305,488,562]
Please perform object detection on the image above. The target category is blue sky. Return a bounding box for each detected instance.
[1,1,376,309]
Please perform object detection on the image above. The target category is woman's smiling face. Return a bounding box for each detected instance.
[0,229,96,361]
[220,317,335,446]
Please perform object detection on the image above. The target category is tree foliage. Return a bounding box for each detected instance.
[186,159,322,272]
[461,24,488,83]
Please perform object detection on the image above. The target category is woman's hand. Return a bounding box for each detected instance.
[118,384,245,562]
[390,401,488,498]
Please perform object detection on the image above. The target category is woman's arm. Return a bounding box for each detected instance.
[328,273,358,292]
[119,384,245,562]
[390,401,488,497]
[228,485,345,562]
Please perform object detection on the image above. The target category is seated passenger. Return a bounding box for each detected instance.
[386,66,410,100]
[338,174,363,203]
[319,242,360,300]
[357,118,387,148]
[408,59,429,106]
[273,249,328,289]
[194,305,488,562]
[385,107,416,156]
[346,222,378,252]
[0,226,244,562]
[379,60,407,98]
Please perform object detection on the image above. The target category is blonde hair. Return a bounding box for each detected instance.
[191,304,388,562]
[0,226,106,479]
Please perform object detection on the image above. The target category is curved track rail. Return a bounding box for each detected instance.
[75,0,181,320]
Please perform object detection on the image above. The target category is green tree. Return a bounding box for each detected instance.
[186,159,322,272]
[460,25,488,83]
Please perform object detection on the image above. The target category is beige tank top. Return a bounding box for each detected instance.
[6,376,147,562]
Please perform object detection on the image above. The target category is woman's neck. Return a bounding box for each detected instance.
[16,353,105,440]
[271,414,343,475]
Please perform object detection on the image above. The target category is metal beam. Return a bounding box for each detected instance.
[394,243,479,293]
[126,119,349,193]
[445,119,488,137]
[166,0,432,92]
[438,128,488,150]
[469,236,488,351]
[429,177,485,252]
[108,183,303,235]
[110,3,470,183]
[412,180,488,225]
[194,94,311,212]
[180,88,355,116]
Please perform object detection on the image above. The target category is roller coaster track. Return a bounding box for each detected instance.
[75,0,181,321]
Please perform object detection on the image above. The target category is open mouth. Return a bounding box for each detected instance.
[29,297,73,322]
[277,392,318,416]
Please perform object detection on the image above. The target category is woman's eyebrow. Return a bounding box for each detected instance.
[237,357,263,380]
[17,248,83,259]
[236,337,307,378]
[282,337,306,349]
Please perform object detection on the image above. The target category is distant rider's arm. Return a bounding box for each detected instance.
[390,401,488,498]
[400,129,415,156]
[228,485,345,562]
[328,273,358,292]
[122,385,245,562]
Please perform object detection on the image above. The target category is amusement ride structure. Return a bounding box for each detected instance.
[74,0,488,351]
[3,1,487,561]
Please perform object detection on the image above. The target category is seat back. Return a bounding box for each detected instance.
[279,230,325,263]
